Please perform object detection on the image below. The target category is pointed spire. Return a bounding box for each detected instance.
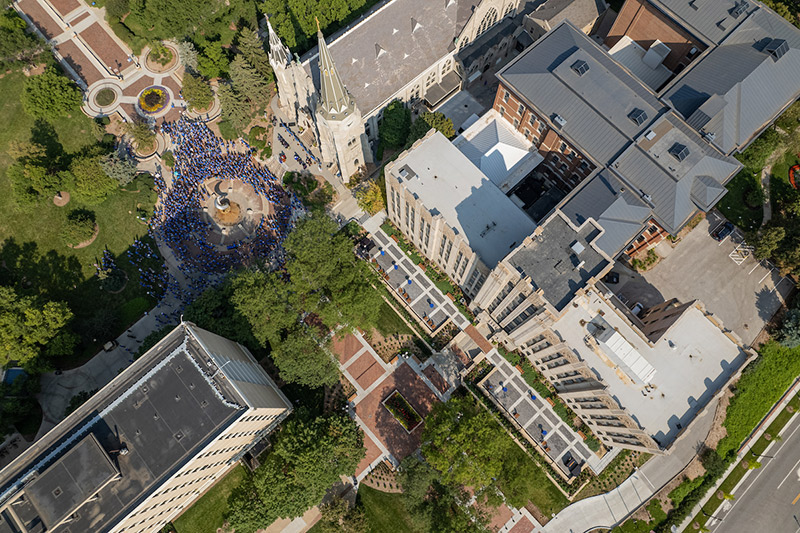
[266,16,290,67]
[316,17,353,117]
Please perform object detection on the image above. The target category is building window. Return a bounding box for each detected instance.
[517,103,524,115]
[537,122,545,134]
[503,2,514,17]
[552,154,560,164]
[442,58,452,75]
[580,160,590,171]
[405,204,410,228]
[453,251,463,274]
[499,106,505,117]
[439,236,449,259]
[560,142,568,152]
[478,8,498,36]
[529,114,535,125]
[513,118,520,128]
[524,128,531,138]
[444,240,452,263]
[560,163,568,172]
[409,207,415,233]
[503,91,510,103]
[426,71,436,88]
[567,151,575,161]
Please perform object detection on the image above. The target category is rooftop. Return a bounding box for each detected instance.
[453,109,545,193]
[303,0,478,115]
[649,0,756,45]
[391,131,537,267]
[528,0,606,29]
[0,324,288,533]
[607,35,673,91]
[553,290,747,447]
[664,7,800,154]
[561,171,651,257]
[507,212,610,311]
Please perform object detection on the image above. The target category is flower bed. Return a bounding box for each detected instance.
[383,390,422,432]
[138,86,169,114]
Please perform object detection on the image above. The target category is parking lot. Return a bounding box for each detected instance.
[637,212,792,346]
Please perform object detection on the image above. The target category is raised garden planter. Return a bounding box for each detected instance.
[383,390,422,433]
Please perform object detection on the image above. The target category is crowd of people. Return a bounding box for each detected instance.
[151,118,295,274]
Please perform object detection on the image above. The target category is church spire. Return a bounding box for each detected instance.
[266,16,290,67]
[316,18,353,117]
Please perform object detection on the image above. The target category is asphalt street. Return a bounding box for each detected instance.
[709,411,800,533]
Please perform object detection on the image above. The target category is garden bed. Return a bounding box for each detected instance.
[382,390,422,433]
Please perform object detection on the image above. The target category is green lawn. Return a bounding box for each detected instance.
[173,465,247,533]
[358,485,415,533]
[717,169,764,232]
[0,69,161,364]
[375,300,413,336]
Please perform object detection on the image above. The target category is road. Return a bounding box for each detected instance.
[708,410,800,533]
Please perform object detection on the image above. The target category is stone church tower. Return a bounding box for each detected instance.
[267,18,315,125]
[313,22,371,181]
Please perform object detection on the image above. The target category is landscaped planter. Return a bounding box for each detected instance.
[382,390,422,433]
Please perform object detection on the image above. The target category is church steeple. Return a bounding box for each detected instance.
[316,18,354,118]
[267,16,290,67]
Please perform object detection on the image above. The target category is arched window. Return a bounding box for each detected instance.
[441,59,452,75]
[503,2,514,18]
[478,8,498,36]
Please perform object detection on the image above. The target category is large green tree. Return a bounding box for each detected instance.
[316,497,367,533]
[270,325,339,388]
[237,27,273,82]
[181,72,214,111]
[422,394,511,489]
[218,82,251,133]
[379,99,411,148]
[231,270,298,347]
[99,152,138,186]
[70,155,118,205]
[283,213,382,330]
[0,10,41,63]
[22,68,83,121]
[226,413,365,533]
[407,111,455,146]
[229,54,271,107]
[0,286,73,369]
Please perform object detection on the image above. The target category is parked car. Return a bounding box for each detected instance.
[603,271,620,284]
[712,221,734,241]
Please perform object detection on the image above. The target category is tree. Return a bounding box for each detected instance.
[22,68,82,121]
[99,152,138,186]
[270,325,339,388]
[161,150,175,168]
[355,180,385,215]
[231,270,298,347]
[105,0,129,19]
[0,374,41,438]
[217,82,251,134]
[197,41,230,79]
[23,163,62,195]
[379,100,411,148]
[422,394,511,489]
[181,72,214,111]
[60,209,96,246]
[755,226,785,260]
[407,111,455,145]
[226,413,365,533]
[237,27,273,82]
[316,497,367,533]
[70,155,118,205]
[176,40,199,73]
[229,55,270,107]
[6,140,46,162]
[283,213,382,330]
[779,308,800,348]
[125,119,156,153]
[0,10,41,64]
[0,285,73,369]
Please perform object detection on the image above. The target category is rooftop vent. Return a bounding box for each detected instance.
[375,43,386,59]
[571,241,586,255]
[553,114,567,128]
[571,59,589,76]
[731,1,749,18]
[645,130,657,141]
[669,143,690,162]
[411,18,421,33]
[766,38,789,61]
[628,108,647,126]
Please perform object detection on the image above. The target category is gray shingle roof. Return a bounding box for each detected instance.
[497,22,667,165]
[561,171,652,256]
[529,0,605,29]
[649,0,756,45]
[664,7,800,154]
[303,0,480,115]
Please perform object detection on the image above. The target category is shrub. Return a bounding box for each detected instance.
[95,88,116,107]
[736,128,783,171]
[60,209,96,246]
[148,42,173,66]
[668,475,705,507]
[161,150,175,168]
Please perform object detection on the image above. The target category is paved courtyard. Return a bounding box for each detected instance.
[638,212,792,346]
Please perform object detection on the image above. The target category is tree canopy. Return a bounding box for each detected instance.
[0,10,41,64]
[379,100,411,149]
[217,82,251,134]
[21,68,83,121]
[316,497,367,533]
[99,152,138,186]
[226,412,365,533]
[407,111,455,146]
[70,155,118,205]
[0,285,74,369]
[181,72,214,111]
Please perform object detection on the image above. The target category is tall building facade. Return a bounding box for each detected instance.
[0,323,292,533]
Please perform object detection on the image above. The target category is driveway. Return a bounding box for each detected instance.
[641,213,791,346]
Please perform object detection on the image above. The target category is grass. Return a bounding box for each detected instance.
[358,485,415,533]
[770,149,800,212]
[717,169,764,231]
[375,300,413,336]
[0,70,160,364]
[173,465,247,533]
[95,88,116,106]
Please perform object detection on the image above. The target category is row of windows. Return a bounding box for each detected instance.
[121,472,216,532]
[240,413,278,424]
[220,428,262,440]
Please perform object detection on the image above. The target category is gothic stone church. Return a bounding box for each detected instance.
[267,0,534,181]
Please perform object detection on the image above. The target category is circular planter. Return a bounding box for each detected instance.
[67,223,99,249]
[144,43,178,73]
[95,88,117,107]
[137,86,170,115]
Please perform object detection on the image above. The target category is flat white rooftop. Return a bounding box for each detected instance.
[608,36,673,91]
[453,109,544,193]
[552,290,747,447]
[392,131,537,267]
